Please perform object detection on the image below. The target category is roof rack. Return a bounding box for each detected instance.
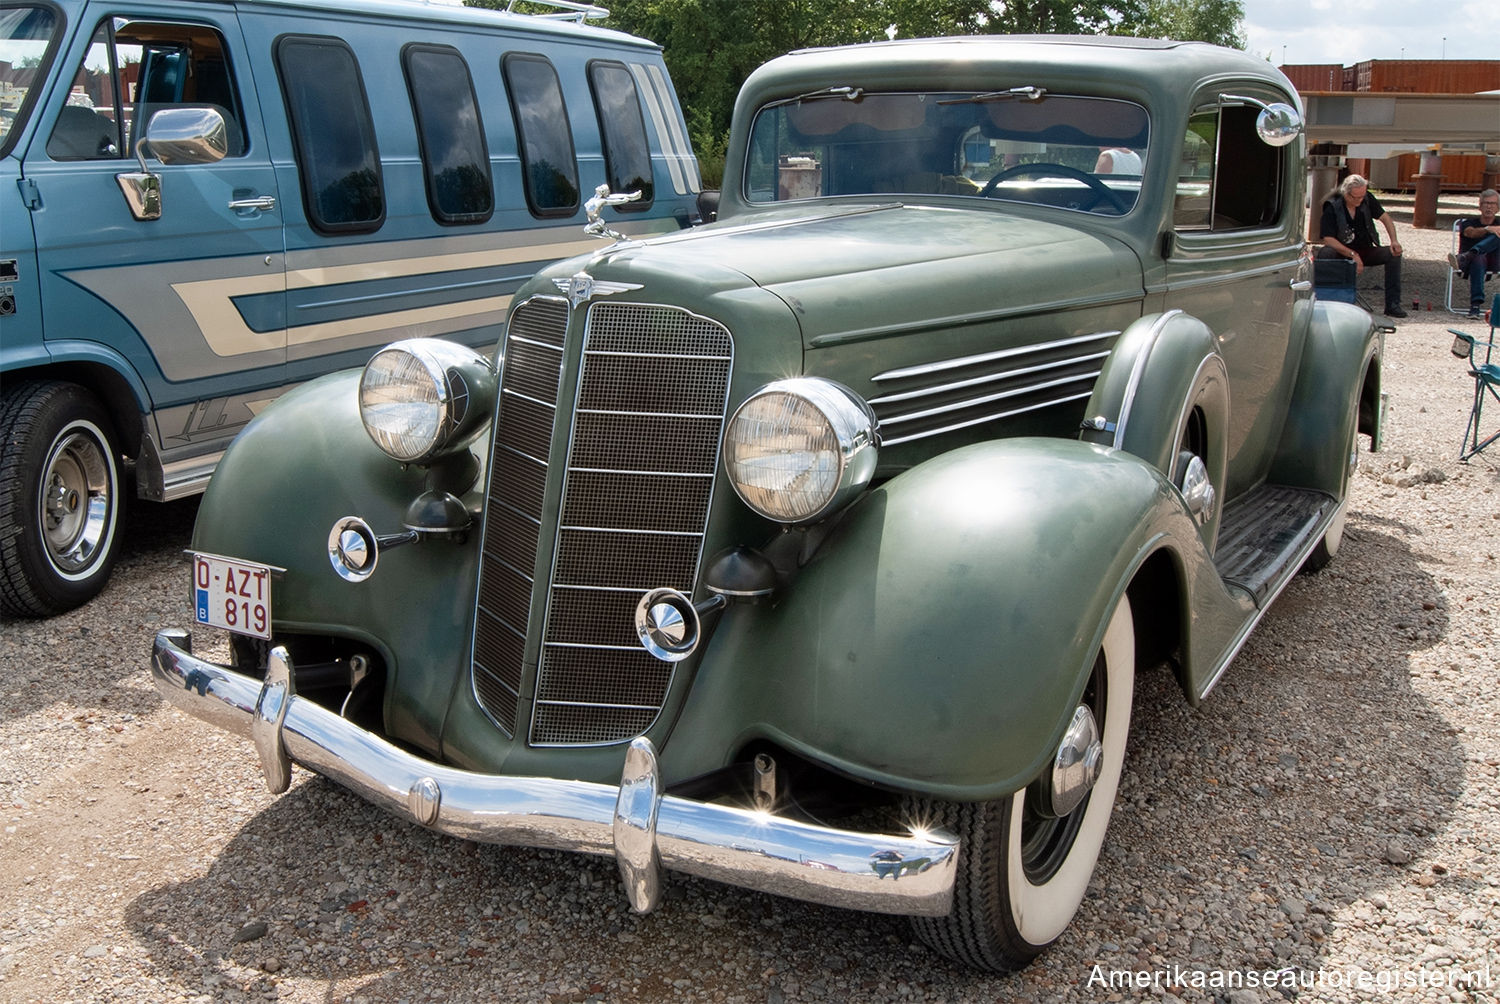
[504,0,609,22]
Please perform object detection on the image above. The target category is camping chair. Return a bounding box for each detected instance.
[1448,293,1500,461]
[1447,220,1500,315]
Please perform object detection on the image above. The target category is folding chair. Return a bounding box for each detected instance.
[1448,293,1500,460]
[1448,220,1500,315]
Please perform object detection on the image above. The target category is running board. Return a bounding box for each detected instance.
[1214,485,1333,605]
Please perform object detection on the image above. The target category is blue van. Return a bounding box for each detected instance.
[0,0,701,616]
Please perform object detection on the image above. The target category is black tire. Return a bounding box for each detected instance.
[909,596,1134,971]
[0,381,124,617]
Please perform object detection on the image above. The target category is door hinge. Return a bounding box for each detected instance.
[17,178,41,209]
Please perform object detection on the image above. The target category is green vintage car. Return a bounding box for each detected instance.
[152,35,1383,971]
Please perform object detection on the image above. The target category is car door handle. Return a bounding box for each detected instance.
[229,196,277,212]
[1290,279,1312,291]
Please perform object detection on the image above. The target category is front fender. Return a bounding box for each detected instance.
[1080,311,1230,552]
[662,439,1210,801]
[192,370,482,752]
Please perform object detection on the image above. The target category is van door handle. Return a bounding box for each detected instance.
[1290,279,1312,291]
[229,196,277,213]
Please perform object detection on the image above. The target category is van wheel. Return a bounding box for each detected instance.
[0,381,124,617]
[908,596,1134,971]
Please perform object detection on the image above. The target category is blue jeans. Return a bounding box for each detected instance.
[1460,234,1500,307]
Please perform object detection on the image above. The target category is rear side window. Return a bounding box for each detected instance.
[588,60,653,210]
[503,53,578,217]
[276,36,384,233]
[46,17,246,161]
[403,44,493,225]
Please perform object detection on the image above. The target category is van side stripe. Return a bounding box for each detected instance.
[646,63,700,193]
[170,238,599,357]
[630,62,687,196]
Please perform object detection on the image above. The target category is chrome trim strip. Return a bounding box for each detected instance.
[868,351,1110,405]
[879,391,1094,446]
[558,526,703,537]
[585,350,733,362]
[160,451,224,501]
[877,372,1102,427]
[576,408,726,421]
[568,466,715,478]
[872,331,1119,383]
[1113,310,1182,450]
[152,630,957,917]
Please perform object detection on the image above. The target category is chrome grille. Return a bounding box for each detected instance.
[532,302,732,745]
[472,297,568,735]
[470,296,733,745]
[868,331,1117,445]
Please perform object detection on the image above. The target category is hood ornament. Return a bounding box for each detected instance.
[584,184,643,243]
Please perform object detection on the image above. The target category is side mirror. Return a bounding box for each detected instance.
[116,106,229,221]
[1254,103,1303,147]
[1219,93,1303,148]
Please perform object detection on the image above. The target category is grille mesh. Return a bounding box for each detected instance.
[471,297,732,745]
[472,298,568,735]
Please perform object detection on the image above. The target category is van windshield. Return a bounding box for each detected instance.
[0,5,61,155]
[744,89,1149,217]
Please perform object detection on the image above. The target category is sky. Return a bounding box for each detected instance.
[1240,0,1493,68]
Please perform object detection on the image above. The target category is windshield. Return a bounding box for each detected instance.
[1,4,61,155]
[745,90,1149,217]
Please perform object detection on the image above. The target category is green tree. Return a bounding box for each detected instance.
[1124,0,1246,48]
[470,0,1244,185]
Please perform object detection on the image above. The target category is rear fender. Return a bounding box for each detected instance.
[662,439,1218,801]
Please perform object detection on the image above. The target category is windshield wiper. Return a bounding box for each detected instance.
[771,85,864,109]
[938,86,1047,105]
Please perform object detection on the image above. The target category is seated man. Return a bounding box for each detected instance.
[1448,188,1500,318]
[1318,174,1407,318]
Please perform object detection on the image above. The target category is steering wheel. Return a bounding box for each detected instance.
[979,162,1127,213]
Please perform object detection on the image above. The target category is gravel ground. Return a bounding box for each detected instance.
[2,198,1498,1004]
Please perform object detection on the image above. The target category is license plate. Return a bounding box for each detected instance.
[193,552,274,639]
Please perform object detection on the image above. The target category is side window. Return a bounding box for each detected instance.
[1174,103,1283,231]
[47,18,245,161]
[402,44,493,225]
[588,60,653,210]
[503,53,578,217]
[276,35,384,233]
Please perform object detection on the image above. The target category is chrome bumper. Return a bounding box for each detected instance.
[150,629,957,917]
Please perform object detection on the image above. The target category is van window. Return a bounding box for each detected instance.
[46,18,246,161]
[503,53,579,217]
[588,60,653,209]
[1,5,63,157]
[402,44,493,225]
[276,35,384,233]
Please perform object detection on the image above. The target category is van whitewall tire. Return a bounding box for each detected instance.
[0,381,124,617]
[908,595,1134,971]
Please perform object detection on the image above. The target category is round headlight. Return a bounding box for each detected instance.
[359,339,495,463]
[724,378,879,523]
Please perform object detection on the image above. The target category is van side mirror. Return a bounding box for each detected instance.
[116,106,229,221]
[696,189,720,224]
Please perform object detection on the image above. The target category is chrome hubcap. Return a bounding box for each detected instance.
[1050,704,1103,817]
[40,430,111,573]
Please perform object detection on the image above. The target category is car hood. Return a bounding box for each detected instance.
[585,202,1143,346]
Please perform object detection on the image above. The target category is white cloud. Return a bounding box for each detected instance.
[1241,0,1492,67]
